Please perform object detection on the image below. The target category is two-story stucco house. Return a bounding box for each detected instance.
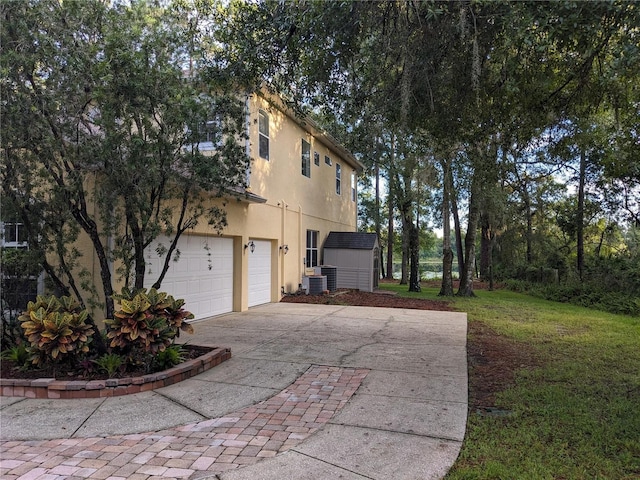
[1,91,362,322]
[141,91,363,320]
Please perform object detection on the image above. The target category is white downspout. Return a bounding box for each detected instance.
[245,95,251,186]
[281,200,286,292]
[298,205,303,284]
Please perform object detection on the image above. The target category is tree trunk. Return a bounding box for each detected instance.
[439,158,454,296]
[479,216,491,281]
[400,226,408,285]
[450,175,464,279]
[386,194,394,279]
[524,185,533,264]
[457,171,481,297]
[375,162,385,278]
[408,221,421,292]
[577,148,586,281]
[399,201,419,290]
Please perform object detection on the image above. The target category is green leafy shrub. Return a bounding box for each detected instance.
[503,279,532,293]
[105,288,194,355]
[153,344,187,371]
[93,353,125,377]
[18,295,94,366]
[2,290,194,378]
[1,303,27,352]
[0,344,30,369]
[505,281,640,317]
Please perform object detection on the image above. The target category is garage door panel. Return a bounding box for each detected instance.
[145,235,233,320]
[248,240,271,307]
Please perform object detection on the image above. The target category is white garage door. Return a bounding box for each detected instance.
[145,235,233,320]
[248,240,271,307]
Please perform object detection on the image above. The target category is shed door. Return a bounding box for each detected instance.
[248,240,272,307]
[144,235,233,320]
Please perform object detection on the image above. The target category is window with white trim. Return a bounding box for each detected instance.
[302,139,311,177]
[325,155,332,166]
[258,109,269,160]
[314,151,320,166]
[1,222,28,248]
[335,163,341,195]
[306,230,318,267]
[196,118,222,150]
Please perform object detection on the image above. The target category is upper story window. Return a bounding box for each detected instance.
[306,230,318,267]
[258,109,269,160]
[314,151,320,166]
[351,171,356,202]
[1,222,28,248]
[302,139,311,177]
[325,155,332,166]
[196,119,222,150]
[335,163,341,195]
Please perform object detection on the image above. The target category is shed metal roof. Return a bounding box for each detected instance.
[324,232,379,250]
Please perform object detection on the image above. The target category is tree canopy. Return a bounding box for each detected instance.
[219,0,639,300]
[1,0,250,322]
[2,0,638,317]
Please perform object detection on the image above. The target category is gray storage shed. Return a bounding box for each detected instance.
[323,232,380,292]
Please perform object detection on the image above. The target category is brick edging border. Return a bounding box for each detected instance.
[0,346,231,399]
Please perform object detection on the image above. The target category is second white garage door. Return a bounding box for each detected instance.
[248,240,272,307]
[145,235,233,320]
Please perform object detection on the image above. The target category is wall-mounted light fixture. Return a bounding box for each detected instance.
[244,240,255,253]
[279,244,289,254]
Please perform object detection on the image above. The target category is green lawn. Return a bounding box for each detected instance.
[379,282,640,480]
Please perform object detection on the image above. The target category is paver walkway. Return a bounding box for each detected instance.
[1,303,468,480]
[0,366,368,480]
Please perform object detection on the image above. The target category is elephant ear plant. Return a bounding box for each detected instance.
[105,288,194,371]
[18,295,94,369]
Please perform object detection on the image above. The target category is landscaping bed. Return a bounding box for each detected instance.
[0,345,231,398]
[281,288,455,311]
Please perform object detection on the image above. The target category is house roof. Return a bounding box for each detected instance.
[227,186,267,204]
[324,231,379,250]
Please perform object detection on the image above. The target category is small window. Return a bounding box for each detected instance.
[351,171,356,202]
[196,119,221,148]
[1,222,27,247]
[336,163,341,195]
[302,139,311,177]
[314,151,320,166]
[325,155,332,166]
[306,230,318,267]
[258,109,269,160]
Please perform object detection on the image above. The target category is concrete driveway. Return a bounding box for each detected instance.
[0,303,468,479]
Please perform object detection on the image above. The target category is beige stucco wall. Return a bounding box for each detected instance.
[215,93,360,310]
[240,95,358,301]
[68,93,359,321]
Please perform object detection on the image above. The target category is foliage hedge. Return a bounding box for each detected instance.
[499,254,640,317]
[504,280,640,317]
[3,289,194,376]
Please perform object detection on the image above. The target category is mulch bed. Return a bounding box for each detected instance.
[466,321,541,410]
[281,288,455,311]
[0,344,210,381]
